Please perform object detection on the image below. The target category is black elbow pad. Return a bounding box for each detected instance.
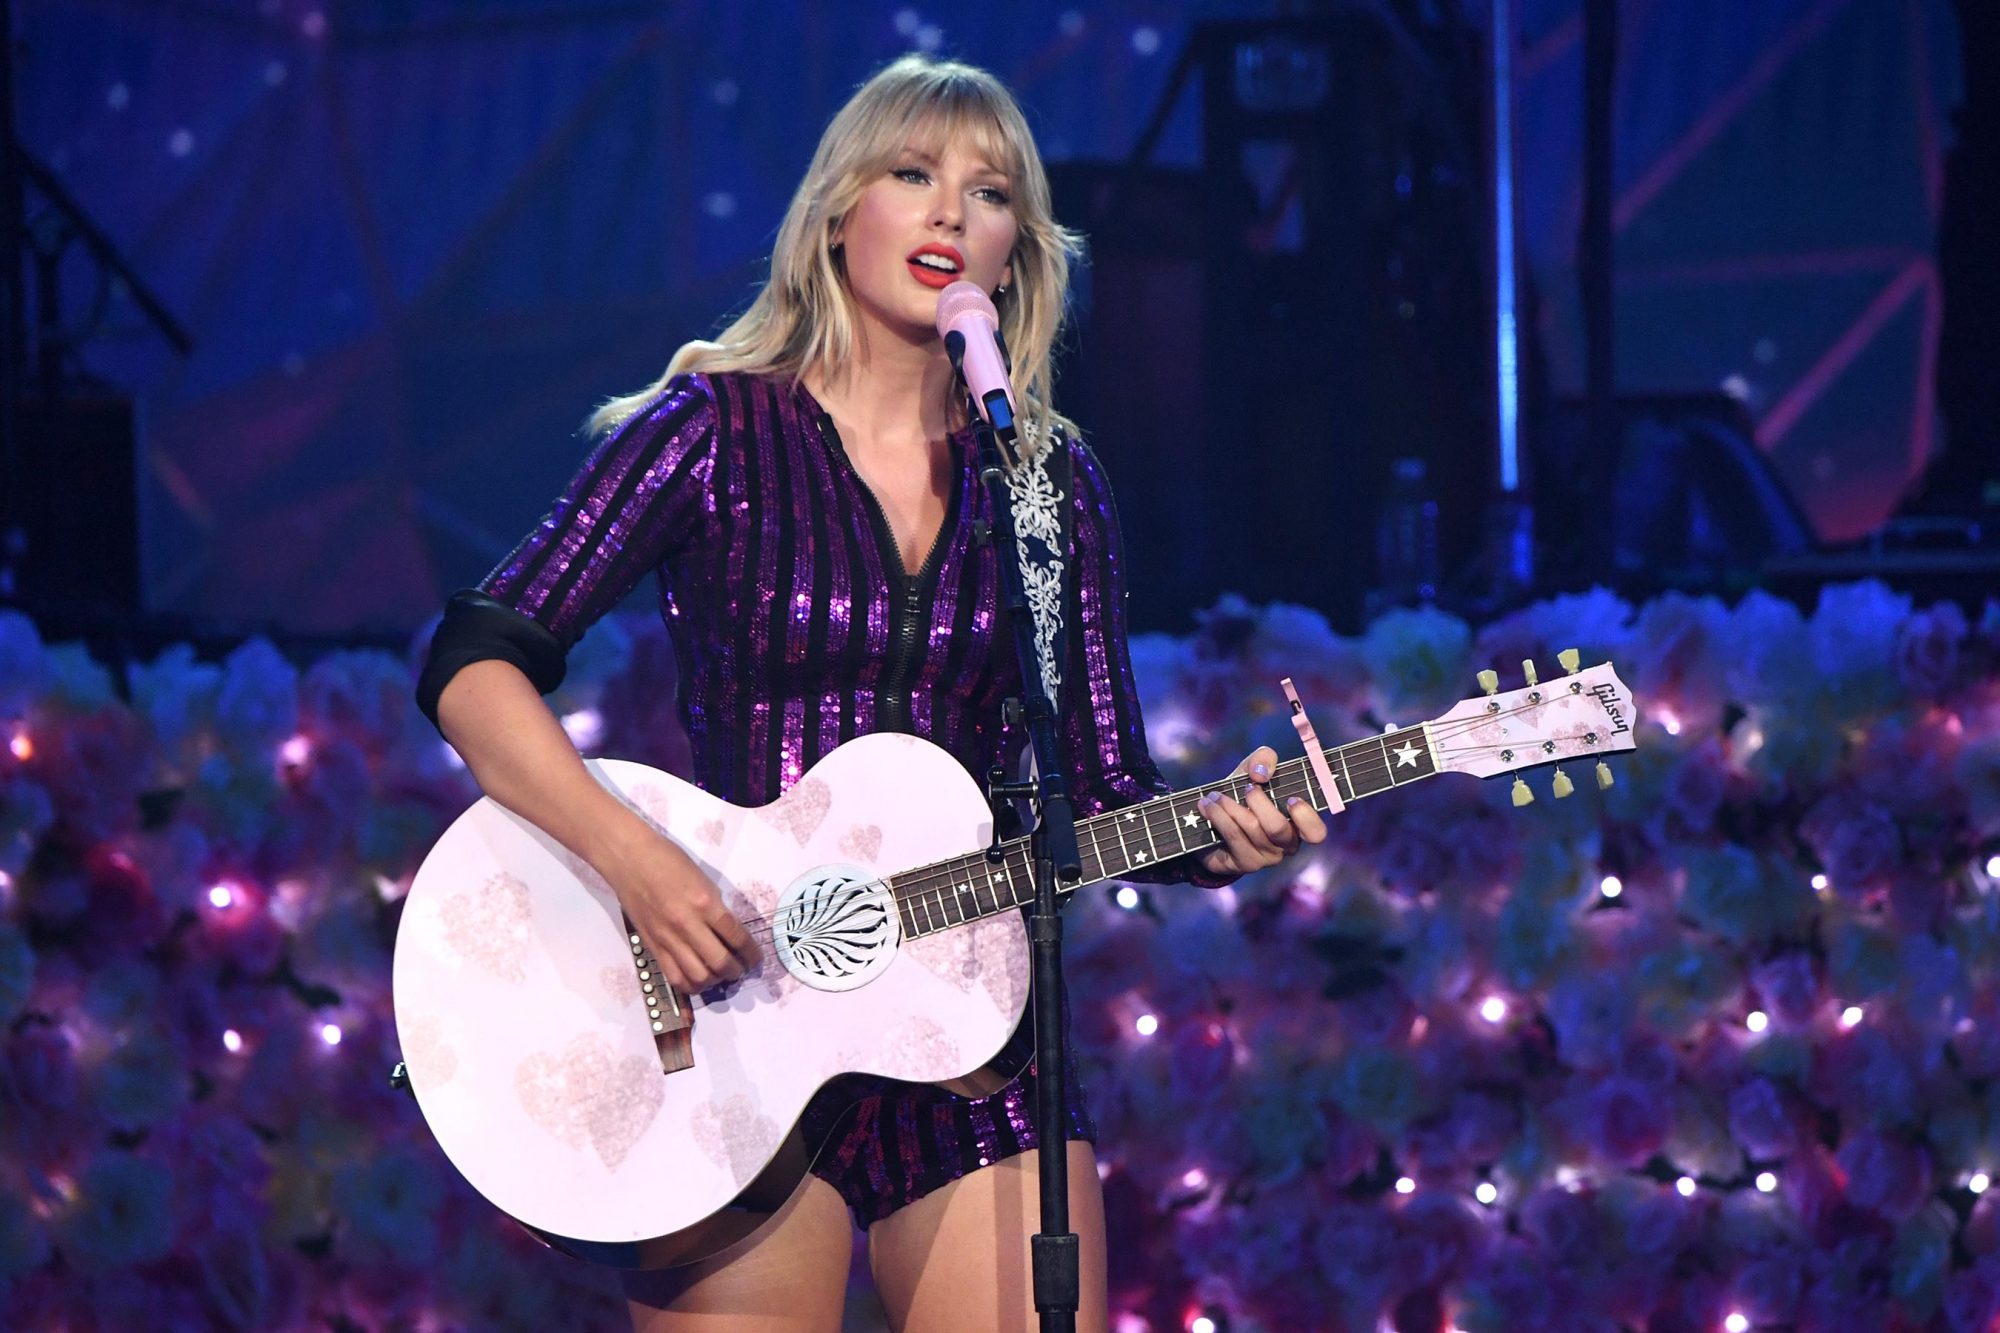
[415,590,569,732]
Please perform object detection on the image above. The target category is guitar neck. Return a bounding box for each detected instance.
[890,724,1440,939]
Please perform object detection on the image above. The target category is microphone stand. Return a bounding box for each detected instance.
[956,370,1084,1333]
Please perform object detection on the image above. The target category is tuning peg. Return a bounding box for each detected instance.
[1521,658,1539,687]
[1552,768,1574,799]
[1478,669,1499,696]
[1596,762,1614,790]
[1558,648,1581,674]
[1511,778,1534,807]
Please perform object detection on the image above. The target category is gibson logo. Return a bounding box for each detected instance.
[1590,683,1631,734]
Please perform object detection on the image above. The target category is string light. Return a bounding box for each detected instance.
[208,884,234,909]
[319,1023,343,1047]
[1599,875,1623,899]
[7,728,31,761]
[1724,1313,1749,1333]
[1188,1317,1216,1333]
[1970,1173,1991,1195]
[1755,1171,1777,1193]
[279,734,312,766]
[560,709,605,750]
[1479,996,1509,1024]
[1986,854,2000,879]
[1475,1181,1499,1205]
[1181,1167,1208,1190]
[222,1029,244,1053]
[1134,1013,1159,1037]
[1746,1011,1769,1033]
[1115,886,1141,910]
[1811,873,1829,893]
[1395,1176,1416,1195]
[1676,1176,1697,1198]
[1841,1006,1863,1028]
[1657,709,1682,736]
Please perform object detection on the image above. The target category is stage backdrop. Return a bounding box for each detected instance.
[2,586,1998,1329]
[16,0,1960,633]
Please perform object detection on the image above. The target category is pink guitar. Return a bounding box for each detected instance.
[391,655,1637,1267]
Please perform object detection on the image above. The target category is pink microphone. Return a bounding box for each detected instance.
[934,280,1018,444]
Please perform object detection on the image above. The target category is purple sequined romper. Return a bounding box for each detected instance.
[464,369,1222,1226]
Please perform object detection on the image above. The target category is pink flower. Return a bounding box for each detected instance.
[1394,1192,1487,1288]
[1799,792,1902,896]
[1168,1019,1235,1100]
[1734,1250,1807,1324]
[1727,1077,1802,1158]
[1944,1256,2000,1332]
[1836,1128,1932,1221]
[1968,1191,2000,1259]
[1895,601,1968,698]
[1443,1089,1519,1165]
[1521,1186,1599,1265]
[1753,953,1821,1029]
[1585,1077,1671,1168]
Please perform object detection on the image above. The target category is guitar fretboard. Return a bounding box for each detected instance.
[889,725,1439,938]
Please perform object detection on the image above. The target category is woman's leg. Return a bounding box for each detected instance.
[865,1141,1108,1333]
[621,1173,855,1333]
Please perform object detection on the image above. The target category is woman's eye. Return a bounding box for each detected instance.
[892,166,929,183]
[976,187,1011,205]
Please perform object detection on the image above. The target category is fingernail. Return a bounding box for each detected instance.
[1202,790,1223,805]
[1252,762,1270,778]
[1287,796,1302,808]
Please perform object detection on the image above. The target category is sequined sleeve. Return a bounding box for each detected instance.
[479,374,719,646]
[1063,439,1236,887]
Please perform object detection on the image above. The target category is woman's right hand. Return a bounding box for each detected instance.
[597,827,763,994]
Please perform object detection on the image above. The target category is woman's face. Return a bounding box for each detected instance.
[836,132,1018,347]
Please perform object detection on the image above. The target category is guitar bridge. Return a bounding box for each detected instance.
[625,912,696,1074]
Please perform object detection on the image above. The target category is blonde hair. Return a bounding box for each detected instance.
[589,54,1082,454]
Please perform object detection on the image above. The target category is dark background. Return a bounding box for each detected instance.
[3,0,1969,639]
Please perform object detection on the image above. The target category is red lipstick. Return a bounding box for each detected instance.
[906,242,965,289]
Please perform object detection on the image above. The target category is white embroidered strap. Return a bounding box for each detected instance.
[1003,423,1066,711]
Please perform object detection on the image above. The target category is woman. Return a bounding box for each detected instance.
[417,55,1325,1333]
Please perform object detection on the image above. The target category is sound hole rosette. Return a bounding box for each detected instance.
[770,864,902,992]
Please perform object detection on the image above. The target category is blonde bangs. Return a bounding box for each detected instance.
[591,55,1080,463]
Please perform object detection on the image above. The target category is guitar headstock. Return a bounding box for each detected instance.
[1426,653,1638,805]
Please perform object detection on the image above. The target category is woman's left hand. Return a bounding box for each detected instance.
[1196,744,1329,878]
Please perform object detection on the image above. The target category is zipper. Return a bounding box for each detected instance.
[812,409,957,735]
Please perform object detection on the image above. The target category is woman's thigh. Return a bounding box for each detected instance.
[865,1140,1108,1333]
[621,1173,854,1333]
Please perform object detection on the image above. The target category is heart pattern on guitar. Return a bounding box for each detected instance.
[838,823,884,862]
[691,1095,783,1180]
[513,1034,666,1171]
[598,965,641,1007]
[399,1013,458,1089]
[759,777,832,846]
[439,873,533,983]
[878,1015,963,1082]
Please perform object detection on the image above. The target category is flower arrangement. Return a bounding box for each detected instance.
[1,581,1996,1332]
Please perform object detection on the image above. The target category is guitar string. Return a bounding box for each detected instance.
[704,696,1602,952]
[633,691,1619,971]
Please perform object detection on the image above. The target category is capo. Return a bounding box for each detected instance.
[1281,677,1345,815]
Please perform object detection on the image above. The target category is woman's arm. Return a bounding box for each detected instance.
[435,658,758,991]
[1058,438,1322,883]
[417,375,754,991]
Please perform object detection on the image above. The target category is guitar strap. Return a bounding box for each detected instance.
[1000,424,1072,715]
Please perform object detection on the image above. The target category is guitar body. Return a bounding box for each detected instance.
[391,732,1032,1267]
